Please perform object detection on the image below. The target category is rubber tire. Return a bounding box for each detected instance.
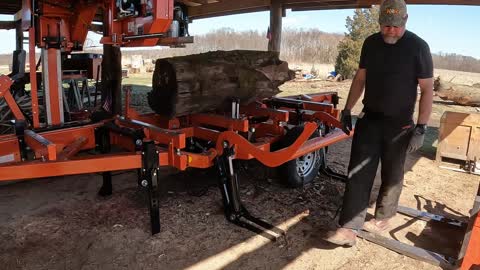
[277,126,323,188]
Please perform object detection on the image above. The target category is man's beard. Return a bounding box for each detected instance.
[382,35,400,44]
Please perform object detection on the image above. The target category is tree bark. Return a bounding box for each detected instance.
[434,78,480,106]
[148,50,294,117]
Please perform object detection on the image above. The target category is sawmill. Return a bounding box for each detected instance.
[0,0,479,269]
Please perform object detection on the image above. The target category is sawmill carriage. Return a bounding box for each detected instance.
[0,0,350,235]
[0,0,479,269]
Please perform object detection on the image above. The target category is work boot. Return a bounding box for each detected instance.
[323,227,357,246]
[363,218,392,233]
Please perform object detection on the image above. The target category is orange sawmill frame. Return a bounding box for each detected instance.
[0,90,350,182]
[0,1,477,267]
[0,86,352,239]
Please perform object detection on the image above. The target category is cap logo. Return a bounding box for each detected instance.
[385,8,400,14]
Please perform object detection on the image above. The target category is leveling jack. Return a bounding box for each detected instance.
[97,126,113,197]
[216,144,284,241]
[97,136,161,234]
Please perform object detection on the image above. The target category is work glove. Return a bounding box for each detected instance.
[407,124,427,153]
[340,109,352,135]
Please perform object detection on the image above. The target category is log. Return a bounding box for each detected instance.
[148,50,295,117]
[434,78,480,106]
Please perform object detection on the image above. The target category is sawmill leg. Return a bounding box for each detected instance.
[216,143,280,240]
[14,120,27,161]
[140,141,160,235]
[97,126,112,196]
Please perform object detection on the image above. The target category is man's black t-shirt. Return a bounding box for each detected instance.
[359,30,433,121]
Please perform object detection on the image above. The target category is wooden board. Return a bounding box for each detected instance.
[436,111,480,164]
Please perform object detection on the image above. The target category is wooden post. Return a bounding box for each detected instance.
[268,1,283,52]
[101,10,122,115]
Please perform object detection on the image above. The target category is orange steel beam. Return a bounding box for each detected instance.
[184,149,217,168]
[311,111,342,128]
[289,129,351,159]
[252,122,285,138]
[235,140,272,160]
[460,184,480,269]
[34,124,99,153]
[110,132,137,152]
[2,90,25,121]
[191,113,249,132]
[289,111,343,129]
[147,127,186,149]
[216,121,317,164]
[461,213,480,269]
[0,75,25,121]
[193,126,221,141]
[158,147,188,170]
[216,123,352,167]
[70,2,100,47]
[117,117,186,148]
[24,130,57,161]
[0,153,142,182]
[56,136,88,161]
[0,135,21,164]
[246,129,350,163]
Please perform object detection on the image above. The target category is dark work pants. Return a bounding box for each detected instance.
[339,114,413,230]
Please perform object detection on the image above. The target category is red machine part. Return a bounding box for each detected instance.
[461,189,480,270]
[22,0,177,50]
[0,75,24,121]
[30,1,99,51]
[1,1,477,263]
[102,0,174,47]
[0,92,350,181]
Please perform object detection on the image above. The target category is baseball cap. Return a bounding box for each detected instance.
[379,0,408,27]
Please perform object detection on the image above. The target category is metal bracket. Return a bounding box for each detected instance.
[96,126,112,196]
[14,120,27,161]
[141,141,160,235]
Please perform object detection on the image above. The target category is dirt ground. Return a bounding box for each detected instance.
[1,70,480,270]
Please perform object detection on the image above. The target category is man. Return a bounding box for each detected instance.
[325,0,434,246]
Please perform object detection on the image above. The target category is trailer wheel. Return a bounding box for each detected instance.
[277,126,323,188]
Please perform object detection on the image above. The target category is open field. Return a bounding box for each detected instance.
[0,67,479,269]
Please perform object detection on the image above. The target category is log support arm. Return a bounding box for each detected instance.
[216,142,282,240]
[140,141,161,235]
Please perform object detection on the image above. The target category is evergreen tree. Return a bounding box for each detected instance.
[335,7,380,79]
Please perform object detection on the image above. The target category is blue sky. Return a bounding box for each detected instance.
[0,5,479,59]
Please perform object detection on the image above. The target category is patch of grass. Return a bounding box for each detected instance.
[122,73,153,87]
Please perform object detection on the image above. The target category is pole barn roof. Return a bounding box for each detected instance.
[1,0,480,18]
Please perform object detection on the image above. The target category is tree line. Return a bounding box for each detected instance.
[116,27,344,65]
[432,53,480,74]
[0,27,478,73]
